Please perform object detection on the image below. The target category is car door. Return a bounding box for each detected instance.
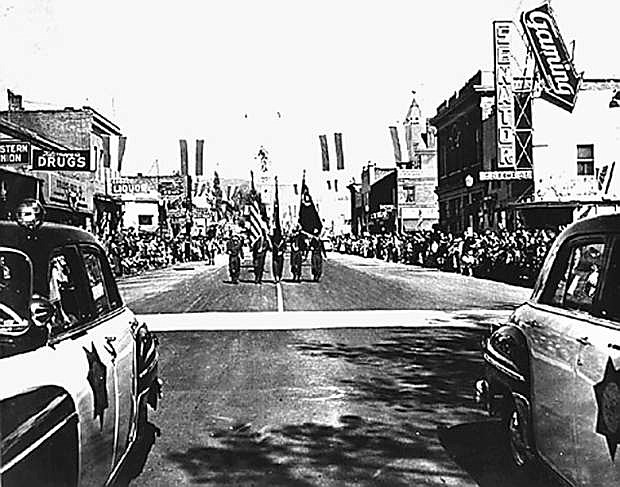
[523,235,608,484]
[46,244,117,486]
[78,243,136,478]
[572,235,620,485]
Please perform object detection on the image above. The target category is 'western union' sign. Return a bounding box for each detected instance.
[0,142,30,165]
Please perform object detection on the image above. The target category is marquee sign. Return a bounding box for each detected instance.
[32,150,91,171]
[521,4,581,112]
[0,142,30,165]
[110,175,186,197]
[494,21,516,169]
[480,170,533,181]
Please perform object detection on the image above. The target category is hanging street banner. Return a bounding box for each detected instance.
[0,142,30,165]
[520,3,582,112]
[32,149,92,171]
[493,21,516,169]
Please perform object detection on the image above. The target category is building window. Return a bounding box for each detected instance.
[404,185,416,203]
[138,215,153,226]
[577,144,594,176]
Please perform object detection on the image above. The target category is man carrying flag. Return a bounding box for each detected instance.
[298,171,323,237]
[247,171,271,284]
[271,176,285,282]
[296,172,324,281]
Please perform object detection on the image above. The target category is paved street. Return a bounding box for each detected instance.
[116,253,560,487]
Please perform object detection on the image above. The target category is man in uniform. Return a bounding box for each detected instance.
[251,228,271,284]
[226,230,244,284]
[271,230,285,283]
[309,230,327,282]
[289,225,306,282]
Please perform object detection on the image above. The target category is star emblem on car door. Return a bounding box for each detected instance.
[594,357,620,460]
[84,343,109,430]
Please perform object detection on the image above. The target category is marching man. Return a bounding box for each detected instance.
[226,230,244,284]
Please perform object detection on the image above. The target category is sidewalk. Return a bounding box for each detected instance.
[117,253,227,283]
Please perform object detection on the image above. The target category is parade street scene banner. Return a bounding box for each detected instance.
[521,3,581,112]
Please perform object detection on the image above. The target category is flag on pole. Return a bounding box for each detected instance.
[334,132,344,170]
[101,135,111,168]
[319,135,330,171]
[179,139,188,175]
[247,171,269,241]
[117,136,127,172]
[389,126,402,162]
[195,139,204,176]
[299,172,322,235]
[273,176,283,247]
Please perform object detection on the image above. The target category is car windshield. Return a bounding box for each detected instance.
[0,250,31,325]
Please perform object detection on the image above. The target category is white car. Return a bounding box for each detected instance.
[0,200,161,487]
[477,214,620,486]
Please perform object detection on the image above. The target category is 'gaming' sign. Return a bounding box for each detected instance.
[521,4,582,112]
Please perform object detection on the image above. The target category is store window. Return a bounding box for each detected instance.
[577,144,594,176]
[138,215,153,226]
[404,185,416,203]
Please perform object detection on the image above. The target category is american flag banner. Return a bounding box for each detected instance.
[246,171,269,241]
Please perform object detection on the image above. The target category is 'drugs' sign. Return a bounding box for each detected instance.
[32,149,92,171]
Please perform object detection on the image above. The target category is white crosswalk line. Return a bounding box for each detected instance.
[136,308,511,332]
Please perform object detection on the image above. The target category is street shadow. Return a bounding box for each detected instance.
[167,328,528,486]
[113,421,160,487]
[294,327,486,412]
[438,421,562,487]
[166,414,471,486]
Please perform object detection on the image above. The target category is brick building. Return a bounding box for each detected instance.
[0,106,124,232]
[430,71,498,234]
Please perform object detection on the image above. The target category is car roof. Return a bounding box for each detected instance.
[0,220,99,251]
[559,214,620,240]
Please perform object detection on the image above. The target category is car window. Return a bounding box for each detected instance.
[80,245,122,317]
[542,240,606,313]
[0,249,31,323]
[598,238,620,322]
[48,246,89,334]
[81,247,112,317]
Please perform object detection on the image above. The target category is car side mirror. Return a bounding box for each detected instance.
[29,296,56,329]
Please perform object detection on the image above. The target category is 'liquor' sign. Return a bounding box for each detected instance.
[521,4,581,112]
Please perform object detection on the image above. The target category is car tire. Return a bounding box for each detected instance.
[506,394,535,468]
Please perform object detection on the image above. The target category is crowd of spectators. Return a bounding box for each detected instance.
[99,227,222,277]
[334,228,560,287]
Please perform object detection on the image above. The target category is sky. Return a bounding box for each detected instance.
[0,0,619,187]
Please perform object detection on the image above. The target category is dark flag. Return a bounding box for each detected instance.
[117,136,127,172]
[610,91,620,108]
[334,132,344,170]
[179,139,188,175]
[299,173,322,235]
[195,139,204,176]
[273,176,282,246]
[319,135,330,171]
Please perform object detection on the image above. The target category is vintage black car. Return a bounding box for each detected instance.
[0,200,161,486]
[477,214,620,486]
